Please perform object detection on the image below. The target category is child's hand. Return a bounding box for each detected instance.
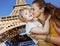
[47,15,51,20]
[45,15,51,22]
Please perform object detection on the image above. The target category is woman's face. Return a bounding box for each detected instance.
[31,3,46,22]
[31,3,41,18]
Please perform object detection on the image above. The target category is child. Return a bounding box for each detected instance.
[19,7,51,45]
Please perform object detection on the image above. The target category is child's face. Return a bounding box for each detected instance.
[21,9,33,21]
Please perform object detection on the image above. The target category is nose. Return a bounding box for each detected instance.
[30,12,33,16]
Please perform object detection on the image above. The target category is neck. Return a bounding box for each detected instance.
[38,12,44,18]
[38,12,45,25]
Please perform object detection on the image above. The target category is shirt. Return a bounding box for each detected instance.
[26,19,43,44]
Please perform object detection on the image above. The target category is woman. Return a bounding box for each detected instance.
[30,0,60,46]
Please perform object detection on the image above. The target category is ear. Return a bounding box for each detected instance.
[40,7,44,13]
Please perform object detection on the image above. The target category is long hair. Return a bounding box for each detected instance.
[32,0,60,28]
[52,8,60,28]
[32,0,46,9]
[32,0,52,18]
[46,3,60,28]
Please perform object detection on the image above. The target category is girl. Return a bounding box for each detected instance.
[31,0,60,46]
[19,7,51,46]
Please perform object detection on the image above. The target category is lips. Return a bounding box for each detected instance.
[29,15,32,17]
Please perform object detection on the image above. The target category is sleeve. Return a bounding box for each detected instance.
[26,23,30,34]
[26,23,37,34]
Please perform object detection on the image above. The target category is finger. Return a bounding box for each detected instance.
[47,15,51,20]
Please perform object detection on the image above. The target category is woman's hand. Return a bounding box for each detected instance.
[30,34,47,41]
[29,31,40,40]
[30,34,40,40]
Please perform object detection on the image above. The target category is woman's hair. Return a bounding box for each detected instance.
[44,3,60,28]
[32,0,45,9]
[51,7,60,28]
[32,0,60,28]
[32,0,54,14]
[32,0,53,18]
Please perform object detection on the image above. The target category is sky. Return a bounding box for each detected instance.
[0,0,60,17]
